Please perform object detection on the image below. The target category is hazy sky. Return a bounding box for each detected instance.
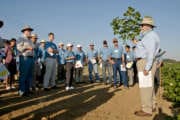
[0,0,180,60]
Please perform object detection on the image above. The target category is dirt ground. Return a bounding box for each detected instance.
[0,74,173,120]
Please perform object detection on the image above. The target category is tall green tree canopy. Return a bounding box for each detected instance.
[111,6,142,42]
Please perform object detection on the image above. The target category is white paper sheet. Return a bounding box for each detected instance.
[120,64,126,71]
[138,71,152,88]
[90,58,97,64]
[75,60,83,68]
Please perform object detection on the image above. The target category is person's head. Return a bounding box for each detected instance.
[0,20,4,28]
[4,40,10,47]
[89,43,94,50]
[112,38,118,47]
[125,45,130,52]
[132,37,138,44]
[140,16,155,33]
[10,38,16,47]
[48,32,54,42]
[103,40,108,47]
[40,40,46,47]
[67,43,73,51]
[47,47,53,53]
[76,44,82,51]
[58,43,64,49]
[21,25,33,38]
[31,34,38,43]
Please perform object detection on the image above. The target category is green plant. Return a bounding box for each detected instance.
[110,6,142,42]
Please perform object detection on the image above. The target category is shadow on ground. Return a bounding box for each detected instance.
[0,82,119,120]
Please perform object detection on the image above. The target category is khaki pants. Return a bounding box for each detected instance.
[136,59,157,114]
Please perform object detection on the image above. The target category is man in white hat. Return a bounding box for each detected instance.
[86,42,100,83]
[30,34,40,90]
[57,42,66,82]
[38,40,46,85]
[64,43,75,91]
[74,44,86,83]
[134,16,160,116]
[17,25,34,96]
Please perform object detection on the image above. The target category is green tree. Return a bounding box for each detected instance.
[111,6,142,42]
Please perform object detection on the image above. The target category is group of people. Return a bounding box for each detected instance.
[0,16,163,117]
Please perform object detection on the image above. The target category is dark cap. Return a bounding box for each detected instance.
[10,38,16,42]
[103,40,107,45]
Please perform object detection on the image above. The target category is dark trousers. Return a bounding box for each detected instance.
[19,56,34,93]
[65,62,74,87]
[75,68,83,82]
[5,59,17,86]
[58,64,65,81]
[39,63,46,84]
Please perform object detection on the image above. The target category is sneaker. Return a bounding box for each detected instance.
[70,86,74,90]
[19,90,24,96]
[96,80,101,83]
[44,88,50,91]
[6,86,11,90]
[65,86,70,91]
[51,86,58,89]
[11,86,16,89]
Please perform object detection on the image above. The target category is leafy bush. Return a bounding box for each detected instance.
[162,62,180,104]
[161,62,180,120]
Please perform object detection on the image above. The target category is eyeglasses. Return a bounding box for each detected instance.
[113,41,118,43]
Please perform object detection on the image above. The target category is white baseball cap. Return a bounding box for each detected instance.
[66,43,73,47]
[76,44,82,48]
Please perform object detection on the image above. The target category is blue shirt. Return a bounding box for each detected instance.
[45,41,58,59]
[38,46,46,62]
[86,49,98,60]
[99,47,111,61]
[75,50,85,64]
[111,45,124,58]
[126,51,134,62]
[58,48,66,64]
[64,50,75,63]
[135,30,160,71]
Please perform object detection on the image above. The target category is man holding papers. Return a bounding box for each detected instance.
[134,16,160,116]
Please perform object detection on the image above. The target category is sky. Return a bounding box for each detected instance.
[0,0,180,60]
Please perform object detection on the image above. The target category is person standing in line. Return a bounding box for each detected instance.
[86,42,100,83]
[74,44,86,83]
[109,38,126,88]
[134,16,160,116]
[43,32,58,91]
[64,43,75,91]
[30,33,40,90]
[58,42,66,82]
[99,40,112,85]
[4,40,17,90]
[125,45,134,87]
[38,39,46,86]
[17,25,34,96]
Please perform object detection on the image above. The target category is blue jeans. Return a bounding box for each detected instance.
[112,59,122,85]
[120,71,128,87]
[88,61,100,81]
[19,56,34,93]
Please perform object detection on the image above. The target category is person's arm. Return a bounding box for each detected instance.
[17,37,32,52]
[121,54,125,67]
[143,36,157,75]
[65,52,75,60]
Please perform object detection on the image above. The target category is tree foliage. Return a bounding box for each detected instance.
[111,6,142,42]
